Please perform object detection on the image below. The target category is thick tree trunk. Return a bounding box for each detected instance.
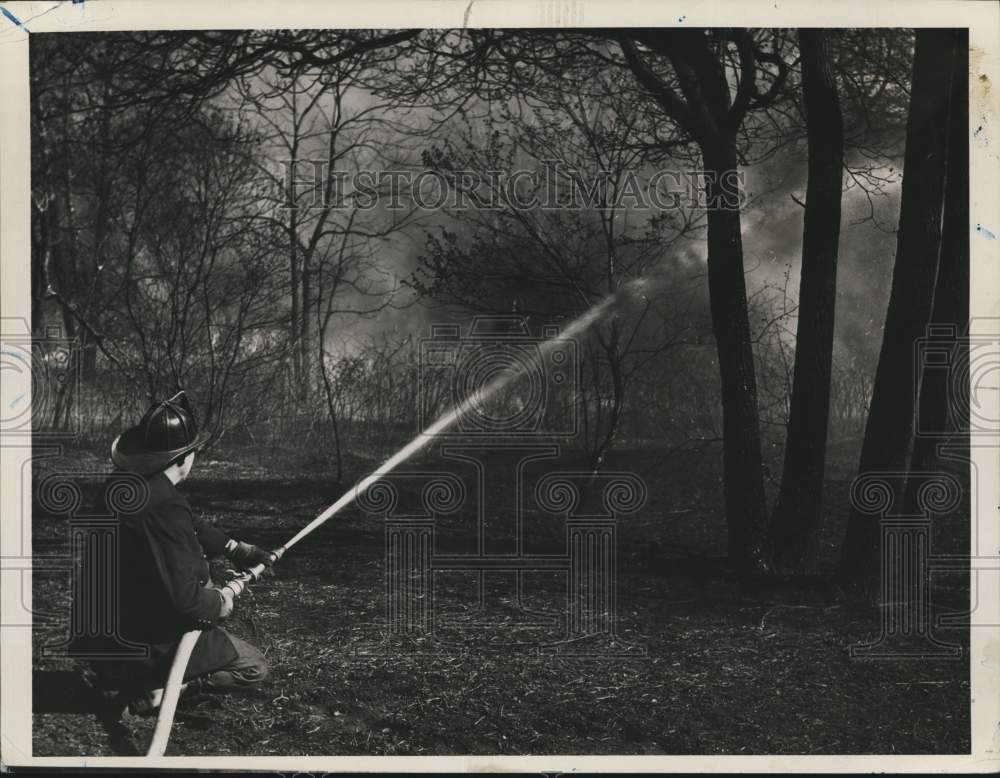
[904,30,970,500]
[837,29,958,597]
[769,29,844,570]
[619,29,773,573]
[703,150,770,572]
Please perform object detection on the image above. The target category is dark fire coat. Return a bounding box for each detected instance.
[78,471,238,687]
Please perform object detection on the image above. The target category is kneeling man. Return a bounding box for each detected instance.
[83,391,275,714]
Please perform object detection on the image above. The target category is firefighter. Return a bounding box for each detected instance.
[83,391,274,715]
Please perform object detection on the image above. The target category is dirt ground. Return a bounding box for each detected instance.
[30,440,970,756]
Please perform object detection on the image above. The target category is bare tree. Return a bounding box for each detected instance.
[768,29,845,571]
[609,29,790,570]
[838,29,959,597]
[903,30,970,507]
[411,76,702,472]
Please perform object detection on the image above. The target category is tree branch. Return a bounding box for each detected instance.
[616,35,700,140]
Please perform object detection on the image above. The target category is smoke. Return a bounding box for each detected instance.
[740,145,902,362]
[282,290,621,551]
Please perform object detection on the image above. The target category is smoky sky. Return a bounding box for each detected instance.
[161,34,910,376]
[742,145,902,362]
[304,129,904,382]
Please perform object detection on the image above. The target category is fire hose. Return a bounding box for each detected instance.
[144,300,620,756]
[146,454,455,755]
[145,477,374,756]
[145,549,282,756]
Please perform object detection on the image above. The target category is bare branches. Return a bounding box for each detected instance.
[729,30,759,130]
[27,25,911,469]
[750,45,792,111]
[617,36,699,139]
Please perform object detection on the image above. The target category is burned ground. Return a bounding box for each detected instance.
[31,440,970,756]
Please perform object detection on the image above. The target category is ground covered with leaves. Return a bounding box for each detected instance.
[31,439,970,756]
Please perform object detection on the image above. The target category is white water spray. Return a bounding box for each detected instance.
[148,285,640,756]
[281,291,624,551]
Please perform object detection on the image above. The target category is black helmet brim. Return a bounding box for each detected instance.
[110,428,210,476]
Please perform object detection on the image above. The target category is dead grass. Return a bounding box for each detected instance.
[31,441,970,756]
